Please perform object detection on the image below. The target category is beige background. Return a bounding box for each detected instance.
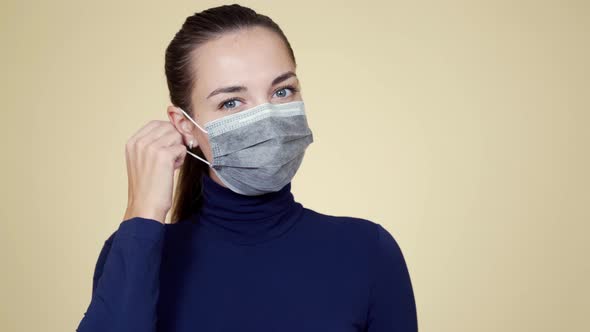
[1,0,588,331]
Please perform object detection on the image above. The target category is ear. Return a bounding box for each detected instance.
[167,105,199,148]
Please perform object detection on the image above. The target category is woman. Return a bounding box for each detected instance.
[77,4,417,332]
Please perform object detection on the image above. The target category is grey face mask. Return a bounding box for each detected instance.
[177,100,314,196]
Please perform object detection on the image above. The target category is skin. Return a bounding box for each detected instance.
[167,26,303,188]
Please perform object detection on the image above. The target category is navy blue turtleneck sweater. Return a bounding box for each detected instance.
[76,173,417,331]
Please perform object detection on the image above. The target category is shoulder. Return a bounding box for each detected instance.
[301,207,407,263]
[298,207,410,283]
[299,207,400,255]
[302,206,388,235]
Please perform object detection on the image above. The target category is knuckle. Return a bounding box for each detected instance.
[125,140,133,151]
[126,138,139,151]
[135,138,145,150]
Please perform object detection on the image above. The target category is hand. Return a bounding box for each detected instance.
[123,120,187,224]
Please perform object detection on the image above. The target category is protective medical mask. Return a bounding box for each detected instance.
[177,100,314,196]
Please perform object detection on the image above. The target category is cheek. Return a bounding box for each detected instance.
[196,131,213,156]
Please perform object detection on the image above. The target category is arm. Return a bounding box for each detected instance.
[366,224,418,331]
[76,217,165,332]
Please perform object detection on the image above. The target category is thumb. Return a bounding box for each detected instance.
[169,144,187,170]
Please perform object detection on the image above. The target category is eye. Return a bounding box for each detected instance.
[273,85,299,99]
[217,98,243,111]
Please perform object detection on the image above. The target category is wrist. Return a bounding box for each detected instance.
[124,205,167,224]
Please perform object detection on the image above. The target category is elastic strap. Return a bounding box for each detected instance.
[186,149,211,166]
[178,107,208,133]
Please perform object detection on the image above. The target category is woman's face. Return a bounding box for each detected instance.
[168,26,302,185]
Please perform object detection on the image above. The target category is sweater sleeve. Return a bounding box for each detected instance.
[366,223,418,331]
[76,217,165,332]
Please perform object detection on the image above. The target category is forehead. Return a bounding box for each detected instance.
[191,27,294,99]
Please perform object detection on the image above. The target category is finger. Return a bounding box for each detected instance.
[155,127,184,148]
[167,144,188,169]
[173,150,186,170]
[136,122,176,148]
[129,120,164,144]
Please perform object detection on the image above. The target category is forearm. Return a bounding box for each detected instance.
[76,217,165,332]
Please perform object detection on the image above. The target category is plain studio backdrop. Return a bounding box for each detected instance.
[1,0,588,331]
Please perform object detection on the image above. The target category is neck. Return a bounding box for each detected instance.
[192,172,304,245]
[208,168,228,189]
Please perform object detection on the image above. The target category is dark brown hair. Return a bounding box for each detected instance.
[165,4,297,223]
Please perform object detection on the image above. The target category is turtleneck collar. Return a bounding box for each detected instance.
[192,172,305,246]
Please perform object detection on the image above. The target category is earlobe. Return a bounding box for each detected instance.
[187,136,201,150]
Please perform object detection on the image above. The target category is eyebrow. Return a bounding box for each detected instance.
[206,71,297,99]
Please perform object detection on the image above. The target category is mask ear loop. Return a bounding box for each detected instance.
[177,107,209,134]
[177,106,212,167]
[186,149,211,167]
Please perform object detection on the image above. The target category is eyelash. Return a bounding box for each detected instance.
[217,84,299,110]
